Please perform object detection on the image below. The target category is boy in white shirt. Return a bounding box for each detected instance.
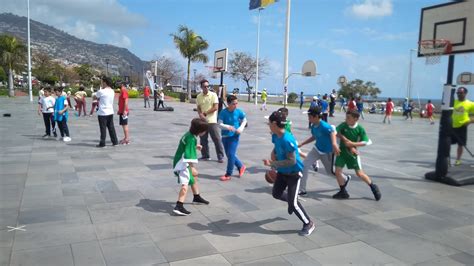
[37,87,57,138]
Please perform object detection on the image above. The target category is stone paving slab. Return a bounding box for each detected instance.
[0,97,473,265]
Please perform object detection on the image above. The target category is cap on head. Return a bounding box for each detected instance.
[313,96,318,100]
[307,107,322,117]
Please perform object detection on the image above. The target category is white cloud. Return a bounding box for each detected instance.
[350,0,393,19]
[62,20,99,42]
[110,34,132,49]
[368,65,380,72]
[332,49,358,58]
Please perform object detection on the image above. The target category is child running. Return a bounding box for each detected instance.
[425,100,435,125]
[298,107,351,196]
[383,98,394,124]
[173,118,210,216]
[218,95,247,181]
[333,110,381,201]
[263,111,315,236]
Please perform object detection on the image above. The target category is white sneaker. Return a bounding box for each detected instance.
[63,137,71,142]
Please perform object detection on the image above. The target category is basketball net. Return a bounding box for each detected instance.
[419,40,452,65]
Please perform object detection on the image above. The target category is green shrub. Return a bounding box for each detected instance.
[128,90,139,98]
[288,92,298,103]
[0,87,8,96]
[164,90,180,99]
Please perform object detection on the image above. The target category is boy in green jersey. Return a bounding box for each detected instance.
[172,118,210,216]
[333,110,381,201]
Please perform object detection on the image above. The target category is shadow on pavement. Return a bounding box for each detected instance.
[136,199,174,215]
[188,217,295,237]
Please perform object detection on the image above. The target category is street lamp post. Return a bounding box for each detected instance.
[129,65,133,85]
[255,7,264,106]
[193,69,196,92]
[105,59,109,76]
[27,0,33,102]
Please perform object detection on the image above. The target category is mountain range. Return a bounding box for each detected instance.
[0,13,145,75]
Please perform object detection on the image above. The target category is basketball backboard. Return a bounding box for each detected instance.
[214,48,228,73]
[457,72,474,85]
[418,1,474,57]
[337,75,347,86]
[301,60,317,76]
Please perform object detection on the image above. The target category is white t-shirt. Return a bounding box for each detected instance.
[96,87,115,116]
[39,96,56,113]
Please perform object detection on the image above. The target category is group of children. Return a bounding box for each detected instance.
[37,87,71,141]
[172,94,382,237]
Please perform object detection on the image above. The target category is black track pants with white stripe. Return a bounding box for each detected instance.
[272,172,311,225]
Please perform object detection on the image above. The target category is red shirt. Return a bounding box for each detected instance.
[144,86,150,97]
[118,87,129,114]
[426,103,434,114]
[348,100,357,111]
[385,102,394,114]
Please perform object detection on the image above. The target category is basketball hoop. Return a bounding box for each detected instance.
[419,39,452,65]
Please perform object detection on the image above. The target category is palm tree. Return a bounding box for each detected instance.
[0,34,27,97]
[170,25,209,100]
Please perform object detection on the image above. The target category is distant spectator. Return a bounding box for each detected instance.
[299,91,304,110]
[425,100,435,125]
[356,96,365,120]
[329,89,337,117]
[260,88,268,111]
[383,98,394,124]
[144,85,151,108]
[347,97,357,112]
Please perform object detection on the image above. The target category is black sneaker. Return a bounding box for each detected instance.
[298,190,307,196]
[198,157,211,161]
[42,134,50,138]
[193,195,209,205]
[173,205,191,216]
[298,221,315,236]
[332,189,350,199]
[342,175,351,189]
[370,183,382,201]
[96,144,106,148]
[312,163,319,172]
[53,131,57,137]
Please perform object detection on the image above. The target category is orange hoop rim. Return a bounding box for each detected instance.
[419,39,453,54]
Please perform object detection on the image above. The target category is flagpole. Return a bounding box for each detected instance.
[283,0,291,107]
[27,0,33,102]
[255,7,263,106]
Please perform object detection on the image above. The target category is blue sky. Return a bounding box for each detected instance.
[3,0,473,99]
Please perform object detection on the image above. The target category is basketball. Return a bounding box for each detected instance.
[265,169,277,184]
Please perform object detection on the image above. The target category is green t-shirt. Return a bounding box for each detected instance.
[336,122,369,155]
[284,119,292,134]
[173,132,198,171]
[452,99,474,128]
[261,91,267,101]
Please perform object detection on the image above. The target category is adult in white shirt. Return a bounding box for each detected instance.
[96,76,118,147]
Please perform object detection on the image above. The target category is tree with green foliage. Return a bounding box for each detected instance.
[227,51,268,102]
[0,67,7,83]
[0,34,27,97]
[74,64,94,86]
[32,52,59,85]
[170,25,209,100]
[338,79,381,99]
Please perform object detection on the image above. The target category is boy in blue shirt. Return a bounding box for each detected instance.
[298,107,351,195]
[53,87,71,142]
[218,95,247,181]
[263,111,315,236]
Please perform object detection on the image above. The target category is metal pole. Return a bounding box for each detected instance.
[426,55,455,180]
[283,0,291,107]
[255,7,263,105]
[27,0,33,102]
[407,49,414,101]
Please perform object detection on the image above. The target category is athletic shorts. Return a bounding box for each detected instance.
[451,125,467,146]
[174,166,195,186]
[335,151,361,170]
[119,115,128,126]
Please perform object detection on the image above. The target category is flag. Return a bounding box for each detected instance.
[249,0,277,10]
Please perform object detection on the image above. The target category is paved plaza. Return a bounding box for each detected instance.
[0,96,473,266]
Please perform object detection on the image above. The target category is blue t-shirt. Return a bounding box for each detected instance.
[218,108,246,138]
[271,132,304,173]
[310,120,334,153]
[321,100,328,112]
[356,101,364,112]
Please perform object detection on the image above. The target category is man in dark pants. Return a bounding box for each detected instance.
[196,79,225,162]
[452,87,474,166]
[96,76,118,147]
